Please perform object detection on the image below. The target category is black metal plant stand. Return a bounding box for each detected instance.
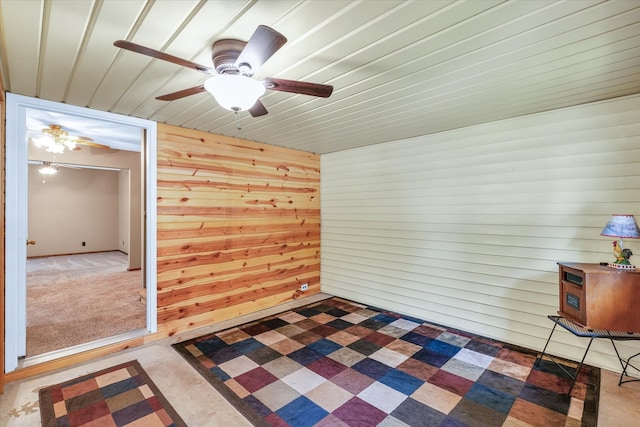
[535,315,640,395]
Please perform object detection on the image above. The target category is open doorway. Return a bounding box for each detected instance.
[5,93,157,372]
[26,160,144,357]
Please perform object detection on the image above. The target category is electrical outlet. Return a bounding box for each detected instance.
[300,283,309,291]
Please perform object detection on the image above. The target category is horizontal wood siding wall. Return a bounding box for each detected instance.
[157,124,320,336]
[321,94,640,374]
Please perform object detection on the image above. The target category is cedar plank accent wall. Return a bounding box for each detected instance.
[156,123,320,336]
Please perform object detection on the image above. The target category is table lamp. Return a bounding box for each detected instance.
[600,214,640,269]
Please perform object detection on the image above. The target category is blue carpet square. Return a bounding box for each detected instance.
[465,382,515,414]
[288,347,324,365]
[412,347,451,368]
[378,368,424,395]
[204,345,242,364]
[352,358,392,380]
[308,338,343,356]
[276,396,329,427]
[401,331,432,346]
[101,377,139,398]
[195,336,229,355]
[476,369,525,397]
[112,399,155,425]
[370,313,399,325]
[230,338,264,355]
[209,366,230,381]
[391,397,447,426]
[427,339,461,357]
[440,417,473,427]
[520,383,570,413]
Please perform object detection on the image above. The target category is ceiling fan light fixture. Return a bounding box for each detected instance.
[34,124,77,153]
[39,163,58,175]
[204,74,266,112]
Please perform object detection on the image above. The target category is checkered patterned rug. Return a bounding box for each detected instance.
[39,360,187,427]
[173,297,599,427]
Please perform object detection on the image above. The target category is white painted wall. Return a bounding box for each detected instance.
[27,166,119,257]
[28,145,142,268]
[321,93,640,374]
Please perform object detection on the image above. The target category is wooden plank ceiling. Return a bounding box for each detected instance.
[0,0,639,154]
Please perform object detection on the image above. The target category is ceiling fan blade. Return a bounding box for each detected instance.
[156,84,207,101]
[234,25,287,75]
[249,100,269,117]
[74,139,111,150]
[262,77,333,98]
[114,40,216,74]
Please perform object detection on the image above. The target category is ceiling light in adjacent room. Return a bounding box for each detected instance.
[38,162,58,175]
[33,124,77,153]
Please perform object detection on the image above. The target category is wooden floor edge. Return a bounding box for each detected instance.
[3,335,151,383]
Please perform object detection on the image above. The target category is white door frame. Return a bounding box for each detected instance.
[4,93,158,372]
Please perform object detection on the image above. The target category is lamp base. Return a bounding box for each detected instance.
[606,262,636,270]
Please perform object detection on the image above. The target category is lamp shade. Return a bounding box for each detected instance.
[600,214,640,238]
[204,75,266,112]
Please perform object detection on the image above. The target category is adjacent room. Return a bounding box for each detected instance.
[1,1,640,426]
[26,157,145,357]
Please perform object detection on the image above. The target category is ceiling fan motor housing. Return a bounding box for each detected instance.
[212,39,247,75]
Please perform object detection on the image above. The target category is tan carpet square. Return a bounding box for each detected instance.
[306,381,354,412]
[253,380,301,411]
[218,328,252,345]
[327,330,361,346]
[412,382,462,415]
[269,337,305,355]
[488,358,531,382]
[327,347,367,367]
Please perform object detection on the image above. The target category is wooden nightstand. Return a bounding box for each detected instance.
[558,262,640,333]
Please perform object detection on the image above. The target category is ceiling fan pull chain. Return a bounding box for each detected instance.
[235,111,242,131]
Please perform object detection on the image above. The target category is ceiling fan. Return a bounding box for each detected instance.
[114,25,333,117]
[31,124,111,153]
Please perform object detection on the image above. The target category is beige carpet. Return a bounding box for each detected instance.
[26,251,146,357]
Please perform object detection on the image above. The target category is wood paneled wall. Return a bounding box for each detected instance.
[321,93,640,374]
[156,124,320,336]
